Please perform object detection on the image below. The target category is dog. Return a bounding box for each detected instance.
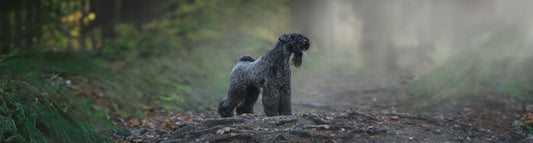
[217,34,310,117]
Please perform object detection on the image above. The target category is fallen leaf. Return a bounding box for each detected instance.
[339,128,347,133]
[127,119,141,127]
[163,122,171,128]
[142,119,150,125]
[525,120,533,126]
[143,105,155,112]
[91,92,100,99]
[521,113,533,126]
[317,125,331,130]
[216,127,232,135]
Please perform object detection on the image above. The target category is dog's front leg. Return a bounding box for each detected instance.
[262,83,280,116]
[279,84,292,115]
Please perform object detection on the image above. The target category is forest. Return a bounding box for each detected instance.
[1,0,532,142]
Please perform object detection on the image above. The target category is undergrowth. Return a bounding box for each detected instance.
[0,52,112,142]
[0,0,294,142]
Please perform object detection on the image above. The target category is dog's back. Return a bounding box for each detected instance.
[238,55,255,62]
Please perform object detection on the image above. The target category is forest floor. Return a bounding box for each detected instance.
[112,107,529,142]
[108,76,533,142]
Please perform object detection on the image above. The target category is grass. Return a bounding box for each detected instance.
[0,51,113,142]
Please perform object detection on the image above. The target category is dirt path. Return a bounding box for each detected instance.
[112,107,529,142]
[109,76,532,142]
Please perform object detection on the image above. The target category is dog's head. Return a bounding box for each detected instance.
[278,34,310,68]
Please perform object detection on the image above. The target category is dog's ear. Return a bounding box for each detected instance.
[279,34,296,50]
[278,34,291,43]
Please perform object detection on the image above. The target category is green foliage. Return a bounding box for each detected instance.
[0,0,293,141]
[0,52,111,142]
[100,0,292,111]
[1,0,87,50]
[0,50,18,63]
[1,52,105,76]
[526,124,533,135]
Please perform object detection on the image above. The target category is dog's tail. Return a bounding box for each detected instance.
[238,55,255,62]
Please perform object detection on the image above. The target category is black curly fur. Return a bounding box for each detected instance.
[238,55,255,62]
[217,34,310,117]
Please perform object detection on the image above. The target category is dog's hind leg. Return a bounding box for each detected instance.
[217,84,247,117]
[236,86,260,115]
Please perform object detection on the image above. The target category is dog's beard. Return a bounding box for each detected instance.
[292,52,303,68]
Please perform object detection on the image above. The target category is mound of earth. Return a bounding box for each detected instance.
[109,107,531,142]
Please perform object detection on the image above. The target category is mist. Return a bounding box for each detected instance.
[278,0,533,112]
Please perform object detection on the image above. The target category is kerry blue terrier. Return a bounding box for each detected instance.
[217,34,310,117]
